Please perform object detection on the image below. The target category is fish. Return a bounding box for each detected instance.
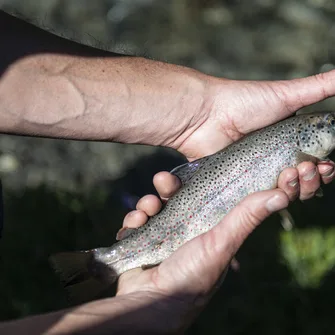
[50,111,335,302]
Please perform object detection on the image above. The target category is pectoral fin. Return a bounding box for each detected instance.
[116,227,136,241]
[316,187,324,198]
[170,157,209,184]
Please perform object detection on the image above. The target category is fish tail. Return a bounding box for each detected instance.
[49,250,118,304]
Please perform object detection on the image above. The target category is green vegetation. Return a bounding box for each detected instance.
[281,228,335,288]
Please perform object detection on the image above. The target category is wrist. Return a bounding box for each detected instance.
[52,292,195,335]
[100,58,214,149]
[155,66,215,151]
[0,293,192,335]
[113,291,197,334]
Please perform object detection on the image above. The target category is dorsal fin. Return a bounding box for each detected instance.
[170,157,209,185]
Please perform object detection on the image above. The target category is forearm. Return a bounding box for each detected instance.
[0,11,211,147]
[0,293,190,335]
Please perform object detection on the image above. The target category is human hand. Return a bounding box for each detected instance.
[115,158,334,333]
[6,188,290,335]
[161,71,335,203]
[116,187,288,333]
[114,72,335,332]
[172,71,335,160]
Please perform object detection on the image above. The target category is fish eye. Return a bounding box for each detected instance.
[331,119,335,126]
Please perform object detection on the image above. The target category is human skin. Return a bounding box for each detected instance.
[0,9,335,334]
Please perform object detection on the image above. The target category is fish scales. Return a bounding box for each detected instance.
[98,116,301,273]
[50,112,335,302]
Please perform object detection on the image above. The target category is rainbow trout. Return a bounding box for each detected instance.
[50,112,335,301]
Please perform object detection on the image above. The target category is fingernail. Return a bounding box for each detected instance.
[302,168,316,181]
[322,167,334,178]
[266,194,287,212]
[288,178,298,187]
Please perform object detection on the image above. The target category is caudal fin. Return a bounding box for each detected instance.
[49,251,116,304]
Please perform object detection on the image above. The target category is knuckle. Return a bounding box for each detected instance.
[238,204,263,229]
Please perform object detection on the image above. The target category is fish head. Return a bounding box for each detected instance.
[297,112,335,159]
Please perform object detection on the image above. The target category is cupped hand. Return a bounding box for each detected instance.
[117,187,289,332]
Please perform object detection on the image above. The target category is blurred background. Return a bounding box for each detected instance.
[1,0,335,334]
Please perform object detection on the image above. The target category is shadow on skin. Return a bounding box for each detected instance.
[0,10,121,78]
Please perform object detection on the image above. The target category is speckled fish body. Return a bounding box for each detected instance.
[50,112,335,300]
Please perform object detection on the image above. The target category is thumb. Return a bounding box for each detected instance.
[234,70,335,135]
[156,189,289,300]
[267,70,335,116]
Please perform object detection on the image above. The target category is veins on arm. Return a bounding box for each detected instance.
[0,10,118,135]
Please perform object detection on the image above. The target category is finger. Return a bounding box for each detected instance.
[136,194,162,217]
[277,168,299,201]
[153,171,182,200]
[122,210,148,229]
[317,161,335,184]
[157,189,289,298]
[297,162,320,200]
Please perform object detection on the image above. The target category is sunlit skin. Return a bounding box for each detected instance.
[1,9,335,335]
